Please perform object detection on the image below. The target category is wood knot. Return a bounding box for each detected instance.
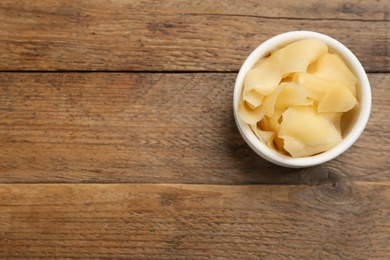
[311,182,360,209]
[292,182,358,210]
[300,166,345,186]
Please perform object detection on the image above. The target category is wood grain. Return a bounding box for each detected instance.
[0,0,388,72]
[1,73,388,184]
[1,183,389,259]
[1,1,389,258]
[109,0,390,20]
[3,0,387,20]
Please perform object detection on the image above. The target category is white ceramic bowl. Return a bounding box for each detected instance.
[233,31,371,168]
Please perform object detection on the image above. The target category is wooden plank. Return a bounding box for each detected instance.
[0,1,388,72]
[0,73,388,184]
[114,0,390,20]
[2,0,388,21]
[0,183,389,259]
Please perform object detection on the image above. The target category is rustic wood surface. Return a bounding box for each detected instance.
[0,73,389,184]
[0,0,389,72]
[0,0,389,258]
[1,183,390,259]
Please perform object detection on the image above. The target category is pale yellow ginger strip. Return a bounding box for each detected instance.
[250,125,275,144]
[279,106,341,146]
[243,39,328,96]
[243,89,264,109]
[238,101,265,125]
[292,72,335,101]
[311,53,358,96]
[250,124,285,155]
[274,39,328,76]
[266,108,284,133]
[244,58,281,96]
[318,82,357,113]
[262,83,288,117]
[281,135,340,158]
[321,112,343,135]
[274,81,312,109]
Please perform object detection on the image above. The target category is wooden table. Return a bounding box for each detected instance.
[1,0,389,258]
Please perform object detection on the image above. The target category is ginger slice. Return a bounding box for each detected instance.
[318,82,357,113]
[279,106,341,146]
[243,39,328,96]
[311,53,358,96]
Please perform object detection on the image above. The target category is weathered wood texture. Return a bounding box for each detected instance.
[1,0,389,259]
[1,183,389,259]
[1,73,388,184]
[4,0,388,20]
[0,0,388,71]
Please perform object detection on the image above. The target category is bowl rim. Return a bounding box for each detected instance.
[233,30,372,168]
